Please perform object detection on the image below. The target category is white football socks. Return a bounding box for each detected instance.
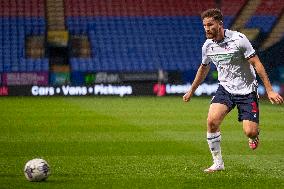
[207,131,223,165]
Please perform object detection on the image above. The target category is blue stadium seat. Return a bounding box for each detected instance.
[66,16,207,72]
[246,16,277,33]
[0,9,244,74]
[0,17,47,73]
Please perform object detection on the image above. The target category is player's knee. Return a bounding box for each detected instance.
[207,117,220,132]
[244,128,258,138]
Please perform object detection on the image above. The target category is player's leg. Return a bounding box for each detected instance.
[204,102,229,172]
[243,120,259,138]
[204,85,234,172]
[236,92,260,150]
[207,103,229,132]
[243,120,259,150]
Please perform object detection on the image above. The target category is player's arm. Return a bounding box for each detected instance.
[183,64,210,102]
[248,55,284,104]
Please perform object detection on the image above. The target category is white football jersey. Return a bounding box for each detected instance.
[202,29,258,95]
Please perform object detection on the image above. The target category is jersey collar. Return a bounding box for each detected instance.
[213,29,227,44]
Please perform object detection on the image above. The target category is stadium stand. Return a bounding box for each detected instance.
[246,0,284,33]
[220,0,247,28]
[261,12,284,50]
[65,0,249,72]
[0,0,283,76]
[0,0,47,73]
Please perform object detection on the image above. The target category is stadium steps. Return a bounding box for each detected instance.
[261,11,284,50]
[230,0,261,41]
[220,0,247,18]
[231,0,262,30]
[46,0,65,30]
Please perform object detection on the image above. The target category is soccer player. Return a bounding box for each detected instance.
[183,8,284,173]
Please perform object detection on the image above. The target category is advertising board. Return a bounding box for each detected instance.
[2,72,49,86]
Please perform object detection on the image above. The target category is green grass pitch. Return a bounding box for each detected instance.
[0,96,283,189]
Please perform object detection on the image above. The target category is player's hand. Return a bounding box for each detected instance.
[183,91,193,102]
[267,91,284,104]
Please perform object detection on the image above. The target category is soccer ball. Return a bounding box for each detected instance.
[24,158,50,182]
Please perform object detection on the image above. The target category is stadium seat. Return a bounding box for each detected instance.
[0,0,47,73]
[67,16,208,72]
[65,0,247,72]
[2,0,281,75]
[0,17,47,73]
[245,0,284,34]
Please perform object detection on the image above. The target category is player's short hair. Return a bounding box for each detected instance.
[201,8,223,22]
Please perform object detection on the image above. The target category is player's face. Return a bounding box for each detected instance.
[202,17,223,40]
